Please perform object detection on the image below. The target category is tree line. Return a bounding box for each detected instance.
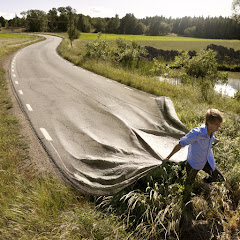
[1,6,240,39]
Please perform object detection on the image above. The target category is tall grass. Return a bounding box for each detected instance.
[0,34,129,239]
[58,37,240,239]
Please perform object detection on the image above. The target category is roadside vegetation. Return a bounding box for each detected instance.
[0,33,128,239]
[1,31,239,239]
[57,34,240,239]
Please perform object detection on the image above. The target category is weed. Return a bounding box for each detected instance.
[57,34,240,239]
[0,34,128,239]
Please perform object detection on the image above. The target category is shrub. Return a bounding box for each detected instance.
[149,58,172,76]
[85,38,147,70]
[114,38,147,68]
[234,90,240,101]
[174,49,228,101]
[85,40,111,60]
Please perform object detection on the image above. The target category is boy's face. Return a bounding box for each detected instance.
[207,120,222,132]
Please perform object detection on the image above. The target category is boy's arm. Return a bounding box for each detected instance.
[162,143,182,164]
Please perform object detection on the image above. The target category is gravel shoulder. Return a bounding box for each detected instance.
[3,52,56,176]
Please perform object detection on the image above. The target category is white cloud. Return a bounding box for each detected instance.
[0,11,15,20]
[80,6,121,18]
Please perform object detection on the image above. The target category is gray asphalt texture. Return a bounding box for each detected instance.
[10,35,188,195]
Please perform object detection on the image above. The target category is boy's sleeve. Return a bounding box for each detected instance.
[179,128,199,147]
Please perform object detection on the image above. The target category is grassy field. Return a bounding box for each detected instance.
[54,32,240,51]
[0,34,128,239]
[0,33,35,38]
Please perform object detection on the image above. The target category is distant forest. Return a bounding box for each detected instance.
[1,7,240,39]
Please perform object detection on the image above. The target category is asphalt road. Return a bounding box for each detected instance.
[10,35,187,195]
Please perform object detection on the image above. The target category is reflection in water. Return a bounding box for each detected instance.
[158,76,240,97]
[215,78,240,97]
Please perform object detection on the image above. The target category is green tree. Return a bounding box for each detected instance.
[174,50,228,101]
[158,22,171,35]
[148,20,160,35]
[22,10,47,32]
[146,16,171,36]
[0,16,5,27]
[66,7,80,47]
[119,13,137,34]
[134,22,146,35]
[105,15,120,33]
[184,26,196,37]
[77,14,92,32]
[92,18,106,33]
[47,8,59,32]
[232,0,240,22]
[57,7,69,32]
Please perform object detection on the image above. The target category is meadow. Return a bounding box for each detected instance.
[0,33,128,239]
[0,33,35,38]
[54,32,240,51]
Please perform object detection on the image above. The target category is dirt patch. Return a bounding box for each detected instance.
[2,52,56,176]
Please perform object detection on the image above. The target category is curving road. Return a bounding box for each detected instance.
[10,35,188,195]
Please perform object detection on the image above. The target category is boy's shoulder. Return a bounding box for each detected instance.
[189,124,206,135]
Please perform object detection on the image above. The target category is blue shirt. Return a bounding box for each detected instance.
[179,125,215,170]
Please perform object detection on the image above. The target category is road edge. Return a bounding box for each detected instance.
[3,50,57,176]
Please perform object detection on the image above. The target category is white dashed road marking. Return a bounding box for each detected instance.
[15,81,19,84]
[40,128,53,141]
[124,87,133,91]
[18,90,23,95]
[26,104,33,111]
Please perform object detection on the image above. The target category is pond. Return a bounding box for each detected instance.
[215,72,240,97]
[158,72,240,97]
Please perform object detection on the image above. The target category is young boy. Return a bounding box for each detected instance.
[163,109,225,183]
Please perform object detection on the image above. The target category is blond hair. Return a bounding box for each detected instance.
[205,109,223,125]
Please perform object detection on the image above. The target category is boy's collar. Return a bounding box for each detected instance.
[205,124,215,137]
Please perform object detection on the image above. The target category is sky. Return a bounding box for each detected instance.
[0,0,234,20]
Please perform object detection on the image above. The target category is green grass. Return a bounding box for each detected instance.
[79,32,240,43]
[58,37,240,239]
[0,34,129,239]
[1,32,239,239]
[0,33,34,38]
[54,32,240,51]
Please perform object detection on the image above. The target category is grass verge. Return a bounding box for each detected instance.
[58,37,240,239]
[0,34,128,239]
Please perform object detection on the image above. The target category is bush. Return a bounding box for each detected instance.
[85,40,111,60]
[114,38,147,68]
[149,58,171,76]
[234,90,240,101]
[174,49,228,101]
[85,38,147,69]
